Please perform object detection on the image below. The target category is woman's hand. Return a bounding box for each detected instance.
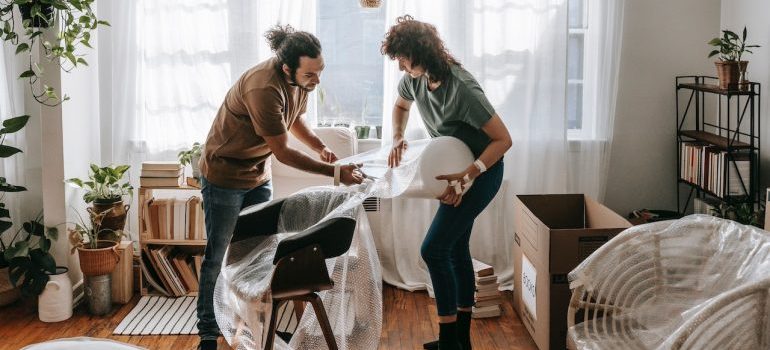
[319,146,338,163]
[388,138,408,168]
[435,172,470,207]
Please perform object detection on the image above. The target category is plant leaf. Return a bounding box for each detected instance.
[46,226,58,241]
[30,248,56,274]
[0,145,23,158]
[0,219,12,235]
[19,70,35,78]
[4,241,29,262]
[1,115,30,134]
[15,43,29,55]
[23,220,44,236]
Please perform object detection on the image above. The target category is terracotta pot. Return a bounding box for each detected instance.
[0,266,21,307]
[715,61,740,90]
[77,241,120,277]
[89,199,130,241]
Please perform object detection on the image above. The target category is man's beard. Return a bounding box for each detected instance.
[288,70,316,92]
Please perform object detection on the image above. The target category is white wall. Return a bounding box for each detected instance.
[721,0,770,198]
[604,0,722,216]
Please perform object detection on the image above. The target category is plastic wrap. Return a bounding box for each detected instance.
[567,214,770,350]
[213,136,476,350]
[341,136,476,199]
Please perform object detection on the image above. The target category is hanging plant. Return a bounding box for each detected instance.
[0,0,109,106]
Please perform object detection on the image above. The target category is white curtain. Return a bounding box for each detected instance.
[568,0,626,199]
[378,0,624,291]
[0,42,32,240]
[98,0,317,236]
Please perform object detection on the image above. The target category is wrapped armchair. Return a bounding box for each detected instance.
[567,215,770,350]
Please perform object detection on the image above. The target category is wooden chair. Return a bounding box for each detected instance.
[230,198,357,350]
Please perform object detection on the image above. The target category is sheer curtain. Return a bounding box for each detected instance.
[98,0,316,235]
[0,43,32,241]
[378,0,624,290]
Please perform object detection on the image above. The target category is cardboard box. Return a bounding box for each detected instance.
[111,241,135,304]
[513,194,631,350]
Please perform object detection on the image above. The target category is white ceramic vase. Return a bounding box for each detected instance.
[38,267,73,323]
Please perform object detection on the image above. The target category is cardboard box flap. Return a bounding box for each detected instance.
[516,194,586,229]
[585,196,632,229]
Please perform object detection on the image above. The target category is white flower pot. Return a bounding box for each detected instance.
[38,267,73,322]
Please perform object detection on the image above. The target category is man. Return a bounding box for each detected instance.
[196,25,363,350]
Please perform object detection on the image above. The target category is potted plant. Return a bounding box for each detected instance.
[708,26,761,90]
[68,209,122,315]
[2,214,58,303]
[65,164,133,241]
[178,142,203,179]
[68,209,122,277]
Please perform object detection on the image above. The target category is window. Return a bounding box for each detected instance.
[567,0,589,139]
[316,2,385,128]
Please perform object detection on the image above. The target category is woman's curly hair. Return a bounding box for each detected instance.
[381,15,459,83]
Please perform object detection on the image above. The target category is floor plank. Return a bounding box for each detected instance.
[0,285,537,349]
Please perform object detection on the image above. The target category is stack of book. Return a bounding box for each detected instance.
[472,259,502,318]
[142,196,205,240]
[680,142,751,197]
[141,161,184,187]
[140,246,203,297]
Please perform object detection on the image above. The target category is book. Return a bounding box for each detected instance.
[472,305,501,318]
[142,161,182,171]
[475,297,503,308]
[472,259,494,277]
[141,168,184,178]
[140,176,184,187]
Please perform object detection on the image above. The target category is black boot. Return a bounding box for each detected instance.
[198,339,217,350]
[457,310,472,350]
[438,321,462,350]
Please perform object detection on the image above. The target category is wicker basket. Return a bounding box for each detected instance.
[77,241,120,277]
[0,266,21,306]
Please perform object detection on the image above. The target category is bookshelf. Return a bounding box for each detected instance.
[676,76,761,214]
[138,184,205,297]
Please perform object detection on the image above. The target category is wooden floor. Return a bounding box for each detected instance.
[0,285,537,350]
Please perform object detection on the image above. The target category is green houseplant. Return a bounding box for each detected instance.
[68,208,121,275]
[1,0,107,106]
[65,164,133,241]
[708,26,761,90]
[2,214,58,299]
[178,142,203,179]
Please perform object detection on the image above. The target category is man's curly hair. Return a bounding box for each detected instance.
[381,15,459,83]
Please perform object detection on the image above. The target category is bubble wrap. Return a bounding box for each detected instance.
[214,137,476,350]
[567,214,770,350]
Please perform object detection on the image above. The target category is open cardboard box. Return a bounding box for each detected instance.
[512,194,631,350]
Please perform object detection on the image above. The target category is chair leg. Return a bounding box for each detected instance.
[293,299,306,322]
[264,300,281,350]
[308,293,338,350]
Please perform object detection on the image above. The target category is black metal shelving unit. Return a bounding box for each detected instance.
[676,75,761,214]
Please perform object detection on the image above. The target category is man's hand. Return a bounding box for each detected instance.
[339,164,364,185]
[388,138,408,168]
[319,146,338,163]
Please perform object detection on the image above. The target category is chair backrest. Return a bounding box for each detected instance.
[232,196,358,264]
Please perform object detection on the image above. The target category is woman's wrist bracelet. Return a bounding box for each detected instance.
[473,159,487,173]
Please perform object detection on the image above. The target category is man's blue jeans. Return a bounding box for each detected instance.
[197,176,273,340]
[420,160,504,316]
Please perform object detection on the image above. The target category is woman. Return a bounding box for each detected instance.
[382,15,512,350]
